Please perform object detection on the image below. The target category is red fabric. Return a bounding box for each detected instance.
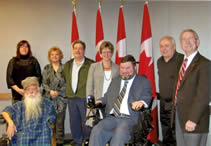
[174,58,188,104]
[115,7,126,65]
[96,8,104,62]
[138,3,158,143]
[71,9,79,43]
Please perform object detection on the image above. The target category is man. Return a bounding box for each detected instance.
[64,40,94,146]
[173,29,210,146]
[89,55,152,146]
[2,77,56,146]
[157,36,183,146]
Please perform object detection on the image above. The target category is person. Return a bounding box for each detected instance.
[172,29,210,146]
[86,41,119,127]
[42,47,66,146]
[157,36,183,146]
[1,77,56,146]
[64,40,94,146]
[6,40,42,104]
[89,55,152,146]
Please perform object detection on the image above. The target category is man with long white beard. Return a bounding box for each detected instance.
[2,76,56,146]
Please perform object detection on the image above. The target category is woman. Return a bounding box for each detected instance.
[6,40,42,104]
[42,47,66,146]
[86,41,119,127]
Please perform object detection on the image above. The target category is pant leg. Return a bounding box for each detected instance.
[184,133,208,146]
[160,100,176,146]
[56,103,67,144]
[89,116,117,146]
[109,117,137,146]
[78,98,90,140]
[68,98,83,146]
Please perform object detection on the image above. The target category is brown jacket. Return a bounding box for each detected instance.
[173,52,210,133]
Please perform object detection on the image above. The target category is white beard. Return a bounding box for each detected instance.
[24,92,42,122]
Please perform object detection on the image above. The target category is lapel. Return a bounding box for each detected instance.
[179,53,200,88]
[111,61,117,79]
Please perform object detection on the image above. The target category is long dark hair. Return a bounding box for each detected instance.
[16,40,32,59]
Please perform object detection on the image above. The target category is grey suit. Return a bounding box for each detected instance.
[86,61,119,126]
[86,61,119,99]
[89,75,152,146]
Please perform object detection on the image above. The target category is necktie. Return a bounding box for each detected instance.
[174,58,188,104]
[113,80,128,117]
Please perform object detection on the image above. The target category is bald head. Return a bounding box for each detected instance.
[159,36,176,62]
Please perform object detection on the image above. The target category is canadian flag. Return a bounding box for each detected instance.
[95,4,104,62]
[138,2,158,143]
[115,5,126,65]
[71,7,79,58]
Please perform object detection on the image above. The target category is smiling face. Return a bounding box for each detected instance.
[120,61,136,80]
[50,51,61,63]
[19,43,29,56]
[180,31,200,57]
[101,47,113,62]
[160,37,176,62]
[72,43,85,61]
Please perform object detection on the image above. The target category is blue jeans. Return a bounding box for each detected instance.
[68,97,89,146]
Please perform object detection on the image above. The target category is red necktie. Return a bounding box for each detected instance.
[174,58,188,104]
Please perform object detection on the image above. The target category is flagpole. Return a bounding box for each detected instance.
[98,0,102,7]
[72,0,77,9]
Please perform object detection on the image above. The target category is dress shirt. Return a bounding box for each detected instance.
[110,75,148,115]
[184,51,198,69]
[71,58,85,93]
[102,70,112,97]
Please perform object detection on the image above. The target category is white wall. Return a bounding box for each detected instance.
[0,0,210,144]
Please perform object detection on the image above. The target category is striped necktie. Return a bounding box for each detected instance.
[174,58,188,104]
[113,80,128,117]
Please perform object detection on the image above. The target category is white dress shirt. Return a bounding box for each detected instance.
[184,51,198,69]
[71,58,85,93]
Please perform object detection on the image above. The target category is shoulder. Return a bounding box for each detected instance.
[134,75,150,84]
[85,57,95,64]
[43,64,51,70]
[64,59,73,67]
[157,56,163,66]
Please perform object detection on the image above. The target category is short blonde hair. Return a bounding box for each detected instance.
[99,41,114,54]
[48,47,64,63]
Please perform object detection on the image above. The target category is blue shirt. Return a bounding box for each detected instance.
[3,98,56,146]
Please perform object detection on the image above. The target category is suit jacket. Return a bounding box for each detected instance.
[86,61,119,99]
[173,52,210,133]
[100,75,152,120]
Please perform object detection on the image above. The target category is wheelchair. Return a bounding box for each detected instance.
[86,95,153,146]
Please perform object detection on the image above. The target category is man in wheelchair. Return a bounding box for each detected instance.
[88,55,152,146]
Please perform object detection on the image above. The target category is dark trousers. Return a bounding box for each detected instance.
[68,97,89,146]
[160,100,176,146]
[55,103,67,144]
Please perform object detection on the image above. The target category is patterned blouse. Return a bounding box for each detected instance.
[3,98,56,146]
[42,63,66,113]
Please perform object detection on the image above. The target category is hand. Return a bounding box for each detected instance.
[95,100,102,105]
[131,101,144,111]
[7,122,17,138]
[50,90,58,99]
[185,120,197,132]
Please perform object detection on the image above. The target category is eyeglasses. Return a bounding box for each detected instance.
[102,51,112,54]
[181,37,196,42]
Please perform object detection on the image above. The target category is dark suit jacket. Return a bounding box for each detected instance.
[173,52,210,133]
[100,75,152,121]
